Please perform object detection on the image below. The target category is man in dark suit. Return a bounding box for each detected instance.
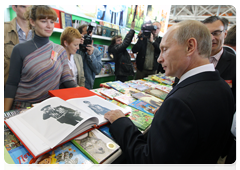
[203,16,236,103]
[223,25,236,55]
[104,20,235,163]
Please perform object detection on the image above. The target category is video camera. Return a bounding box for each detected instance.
[80,22,97,52]
[139,21,157,39]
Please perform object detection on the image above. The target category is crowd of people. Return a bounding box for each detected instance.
[4,5,236,164]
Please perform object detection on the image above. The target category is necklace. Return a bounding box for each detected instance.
[32,39,38,49]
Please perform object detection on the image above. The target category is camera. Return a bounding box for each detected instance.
[80,22,97,52]
[139,21,157,39]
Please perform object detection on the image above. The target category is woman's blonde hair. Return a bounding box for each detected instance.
[60,27,82,47]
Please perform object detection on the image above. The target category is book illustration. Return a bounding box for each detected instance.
[90,88,106,96]
[127,107,153,131]
[129,99,158,115]
[8,145,34,164]
[73,129,119,164]
[42,105,83,126]
[100,88,122,99]
[5,95,130,158]
[143,88,168,100]
[30,142,93,164]
[106,81,129,91]
[83,100,111,116]
[4,130,22,151]
[118,87,140,95]
[108,62,115,73]
[114,94,136,105]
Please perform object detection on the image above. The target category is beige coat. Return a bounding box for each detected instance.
[4,18,19,86]
[73,53,85,87]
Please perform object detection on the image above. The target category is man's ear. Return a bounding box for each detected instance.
[12,5,17,12]
[186,38,197,56]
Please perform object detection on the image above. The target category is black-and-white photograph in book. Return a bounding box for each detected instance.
[41,105,83,126]
[67,95,131,124]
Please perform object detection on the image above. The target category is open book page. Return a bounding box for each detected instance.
[67,96,130,126]
[5,97,98,157]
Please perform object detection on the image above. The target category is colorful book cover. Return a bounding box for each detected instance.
[114,94,136,105]
[60,11,66,29]
[108,62,115,73]
[72,129,120,164]
[65,13,73,27]
[106,81,129,91]
[102,45,110,58]
[127,107,153,131]
[132,92,163,107]
[154,84,173,93]
[100,82,112,89]
[90,88,106,97]
[8,145,34,164]
[96,24,103,35]
[30,142,93,164]
[143,87,168,100]
[4,130,22,152]
[100,88,122,99]
[129,99,158,115]
[118,87,140,95]
[98,124,113,140]
[52,8,62,28]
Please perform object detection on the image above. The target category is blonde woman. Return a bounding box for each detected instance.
[60,27,85,87]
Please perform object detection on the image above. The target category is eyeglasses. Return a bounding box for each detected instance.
[211,30,225,36]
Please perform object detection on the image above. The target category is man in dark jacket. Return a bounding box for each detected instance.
[108,21,135,82]
[132,21,162,79]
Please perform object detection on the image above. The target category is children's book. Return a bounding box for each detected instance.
[4,130,22,152]
[100,88,122,100]
[127,107,153,131]
[154,84,173,93]
[106,81,129,91]
[98,124,113,140]
[90,88,106,97]
[100,82,112,89]
[8,145,34,164]
[30,142,93,164]
[143,87,168,100]
[113,94,136,105]
[72,128,120,164]
[5,96,130,159]
[132,92,163,107]
[118,87,140,95]
[102,45,110,58]
[129,99,158,115]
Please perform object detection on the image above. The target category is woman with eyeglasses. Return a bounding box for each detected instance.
[4,5,77,111]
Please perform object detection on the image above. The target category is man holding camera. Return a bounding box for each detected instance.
[132,21,162,79]
[77,24,103,89]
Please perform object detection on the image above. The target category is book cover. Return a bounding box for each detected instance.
[96,24,102,36]
[143,87,168,100]
[102,26,111,37]
[72,129,120,164]
[129,99,158,115]
[154,84,173,93]
[108,62,115,73]
[8,145,34,164]
[127,107,153,131]
[118,87,140,95]
[100,88,122,100]
[65,13,73,27]
[132,92,163,107]
[100,82,112,89]
[90,88,106,97]
[98,124,113,140]
[4,130,22,152]
[102,45,110,58]
[48,86,104,101]
[52,8,62,29]
[60,11,66,29]
[5,96,130,159]
[30,142,93,164]
[114,94,136,105]
[106,81,129,91]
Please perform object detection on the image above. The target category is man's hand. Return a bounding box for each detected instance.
[104,109,125,124]
[150,33,154,43]
[86,43,94,55]
[131,21,135,30]
[80,36,84,45]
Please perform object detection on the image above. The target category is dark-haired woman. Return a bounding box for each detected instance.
[4,5,77,111]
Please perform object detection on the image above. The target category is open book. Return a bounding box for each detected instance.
[4,95,130,159]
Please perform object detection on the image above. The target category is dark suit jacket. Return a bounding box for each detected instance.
[110,71,234,163]
[215,49,236,102]
[223,46,236,55]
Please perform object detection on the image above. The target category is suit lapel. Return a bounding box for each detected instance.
[215,50,231,75]
[165,71,220,100]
